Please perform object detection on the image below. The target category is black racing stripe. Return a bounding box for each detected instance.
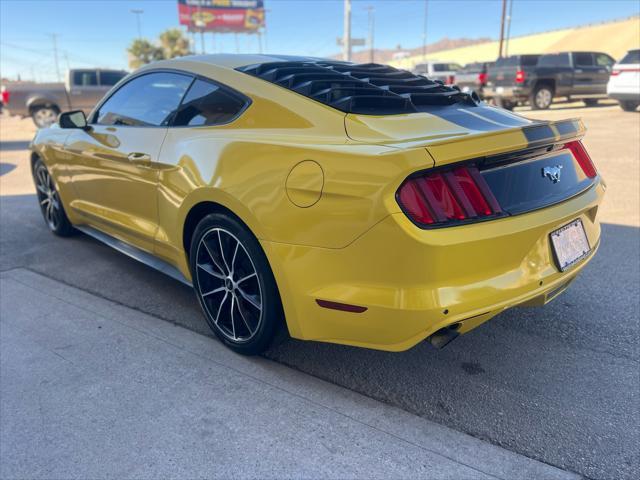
[473,107,531,127]
[555,119,579,138]
[427,105,508,132]
[523,124,555,146]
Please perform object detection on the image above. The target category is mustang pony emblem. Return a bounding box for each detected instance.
[542,165,563,183]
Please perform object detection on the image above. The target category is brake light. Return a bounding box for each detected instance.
[397,165,502,226]
[610,69,620,76]
[564,140,597,178]
[515,70,526,83]
[445,75,455,85]
[477,72,488,85]
[0,87,8,105]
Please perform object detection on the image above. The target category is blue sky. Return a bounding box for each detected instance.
[1,0,638,81]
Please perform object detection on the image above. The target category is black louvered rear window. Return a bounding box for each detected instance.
[236,60,479,115]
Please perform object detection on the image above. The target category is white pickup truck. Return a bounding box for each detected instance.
[0,68,127,128]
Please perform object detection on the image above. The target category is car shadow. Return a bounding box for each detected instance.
[0,163,17,176]
[0,141,30,152]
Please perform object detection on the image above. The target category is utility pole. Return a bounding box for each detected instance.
[343,0,351,61]
[130,9,143,40]
[48,33,62,82]
[365,6,375,63]
[504,0,513,57]
[422,0,428,63]
[498,0,507,59]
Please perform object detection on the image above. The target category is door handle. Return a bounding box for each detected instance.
[127,152,151,165]
[575,69,583,73]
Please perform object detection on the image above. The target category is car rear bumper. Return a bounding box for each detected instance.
[483,85,529,100]
[263,179,605,351]
[607,92,640,102]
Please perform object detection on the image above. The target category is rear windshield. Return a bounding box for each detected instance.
[620,50,640,64]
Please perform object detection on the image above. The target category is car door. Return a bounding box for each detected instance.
[68,70,104,112]
[572,53,600,95]
[64,71,193,252]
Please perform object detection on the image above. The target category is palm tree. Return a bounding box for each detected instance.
[159,29,191,60]
[127,39,164,69]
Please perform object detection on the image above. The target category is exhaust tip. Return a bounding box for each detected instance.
[427,323,461,349]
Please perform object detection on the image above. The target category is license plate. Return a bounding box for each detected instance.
[550,219,591,271]
[496,86,504,94]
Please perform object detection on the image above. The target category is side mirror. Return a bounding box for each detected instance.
[59,110,90,130]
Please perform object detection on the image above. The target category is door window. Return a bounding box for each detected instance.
[73,70,98,86]
[574,53,594,67]
[172,79,247,127]
[99,71,127,86]
[594,54,614,67]
[95,72,192,127]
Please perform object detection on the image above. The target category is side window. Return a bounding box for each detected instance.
[172,79,247,127]
[595,54,614,67]
[73,70,98,87]
[557,53,571,67]
[574,53,594,67]
[95,72,192,127]
[99,71,127,86]
[538,55,556,67]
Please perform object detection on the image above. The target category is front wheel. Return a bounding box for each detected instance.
[31,106,59,128]
[620,101,639,112]
[32,159,75,236]
[530,86,553,110]
[190,213,285,355]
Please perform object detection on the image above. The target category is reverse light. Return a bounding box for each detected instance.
[397,165,502,227]
[564,140,597,178]
[515,70,526,83]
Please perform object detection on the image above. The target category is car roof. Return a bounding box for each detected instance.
[156,53,333,70]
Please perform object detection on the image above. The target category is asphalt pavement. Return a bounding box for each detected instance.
[1,104,639,480]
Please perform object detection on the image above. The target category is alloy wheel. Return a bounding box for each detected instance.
[35,165,62,231]
[535,89,552,109]
[33,108,58,128]
[195,228,263,343]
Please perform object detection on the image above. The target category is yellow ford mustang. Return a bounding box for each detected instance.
[30,54,604,354]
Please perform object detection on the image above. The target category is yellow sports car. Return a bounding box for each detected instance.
[30,54,604,354]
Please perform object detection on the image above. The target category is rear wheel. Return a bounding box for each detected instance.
[530,85,553,110]
[620,101,639,112]
[583,99,599,107]
[32,159,75,236]
[189,213,285,355]
[31,106,59,128]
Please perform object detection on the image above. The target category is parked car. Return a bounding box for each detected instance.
[607,49,640,112]
[484,54,541,109]
[485,51,615,110]
[412,61,462,84]
[455,62,494,98]
[2,68,127,128]
[30,55,604,355]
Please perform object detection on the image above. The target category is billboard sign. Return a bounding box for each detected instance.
[178,0,265,33]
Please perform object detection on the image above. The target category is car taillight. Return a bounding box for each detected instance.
[477,72,487,85]
[445,75,455,85]
[610,69,621,76]
[397,165,502,226]
[0,88,8,104]
[515,70,526,83]
[564,140,597,178]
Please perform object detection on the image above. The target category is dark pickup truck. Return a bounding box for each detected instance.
[484,51,616,110]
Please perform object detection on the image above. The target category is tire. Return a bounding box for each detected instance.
[189,213,285,355]
[31,106,59,128]
[32,159,75,236]
[620,101,639,112]
[583,99,598,107]
[530,85,553,110]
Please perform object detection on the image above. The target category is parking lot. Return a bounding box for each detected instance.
[1,102,638,479]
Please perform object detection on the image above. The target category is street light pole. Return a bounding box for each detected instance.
[365,6,375,63]
[498,0,507,59]
[422,0,428,63]
[130,9,143,40]
[343,0,351,61]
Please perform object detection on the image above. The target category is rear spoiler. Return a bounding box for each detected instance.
[425,118,585,166]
